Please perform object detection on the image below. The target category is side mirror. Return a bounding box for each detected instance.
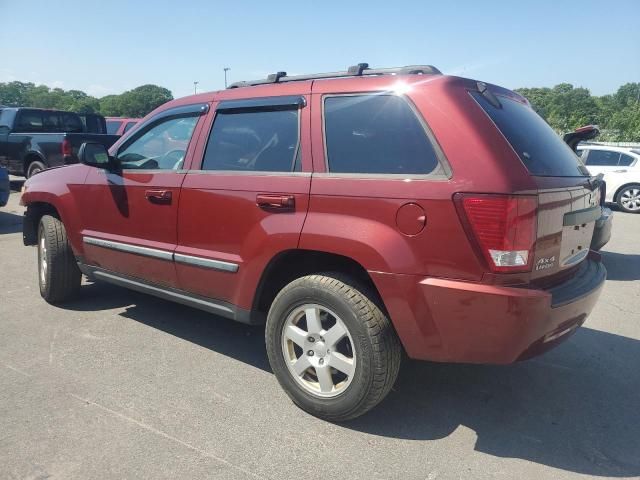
[78,142,117,170]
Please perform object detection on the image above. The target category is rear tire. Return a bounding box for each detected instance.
[616,184,640,214]
[26,160,46,178]
[38,215,81,303]
[265,273,402,422]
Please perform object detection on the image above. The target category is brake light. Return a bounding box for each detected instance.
[455,194,537,272]
[61,138,72,156]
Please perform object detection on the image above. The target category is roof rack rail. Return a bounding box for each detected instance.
[227,63,442,89]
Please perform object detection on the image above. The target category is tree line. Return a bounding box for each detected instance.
[1,80,638,141]
[0,82,173,118]
[515,83,640,142]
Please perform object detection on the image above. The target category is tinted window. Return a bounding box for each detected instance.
[116,116,198,170]
[42,112,61,132]
[124,121,138,133]
[585,150,620,166]
[61,113,83,132]
[619,154,635,167]
[471,91,588,177]
[106,120,122,134]
[15,111,43,131]
[202,109,299,172]
[324,95,439,175]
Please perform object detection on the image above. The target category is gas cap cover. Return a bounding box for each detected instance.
[396,203,426,236]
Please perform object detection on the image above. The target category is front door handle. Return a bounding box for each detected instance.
[145,189,172,204]
[256,194,295,210]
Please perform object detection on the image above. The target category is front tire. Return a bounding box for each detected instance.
[265,274,401,421]
[38,215,81,303]
[617,184,640,213]
[27,160,46,178]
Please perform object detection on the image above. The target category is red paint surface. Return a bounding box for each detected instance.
[21,73,605,364]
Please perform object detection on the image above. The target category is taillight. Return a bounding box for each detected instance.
[61,139,72,156]
[455,194,537,273]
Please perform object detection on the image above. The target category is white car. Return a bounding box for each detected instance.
[578,145,640,213]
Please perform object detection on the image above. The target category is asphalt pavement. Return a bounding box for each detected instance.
[1,181,639,480]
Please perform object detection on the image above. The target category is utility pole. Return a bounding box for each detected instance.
[193,81,199,95]
[224,67,230,88]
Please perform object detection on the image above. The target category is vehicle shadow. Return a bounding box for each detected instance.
[600,251,640,281]
[347,327,640,477]
[65,281,639,477]
[65,282,271,372]
[0,210,23,234]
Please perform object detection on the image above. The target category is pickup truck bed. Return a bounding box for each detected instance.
[0,107,119,178]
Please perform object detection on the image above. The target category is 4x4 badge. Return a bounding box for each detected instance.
[535,256,556,271]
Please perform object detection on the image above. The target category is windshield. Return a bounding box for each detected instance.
[470,91,589,177]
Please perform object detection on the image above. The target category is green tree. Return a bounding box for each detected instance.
[117,84,173,117]
[98,95,123,116]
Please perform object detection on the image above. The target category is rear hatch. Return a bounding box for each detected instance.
[470,87,600,281]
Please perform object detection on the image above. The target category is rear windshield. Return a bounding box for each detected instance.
[106,120,122,134]
[470,91,589,177]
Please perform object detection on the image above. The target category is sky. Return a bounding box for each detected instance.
[1,0,638,100]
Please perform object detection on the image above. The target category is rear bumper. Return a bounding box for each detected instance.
[371,253,606,364]
[590,207,613,251]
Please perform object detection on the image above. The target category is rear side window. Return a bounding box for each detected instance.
[323,95,440,175]
[106,120,122,134]
[585,150,620,166]
[470,91,589,177]
[619,154,635,167]
[202,109,299,172]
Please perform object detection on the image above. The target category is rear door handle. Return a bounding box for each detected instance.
[256,194,295,210]
[145,189,172,204]
[614,169,628,173]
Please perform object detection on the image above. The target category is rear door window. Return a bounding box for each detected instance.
[323,94,440,175]
[470,91,589,177]
[42,112,61,132]
[202,109,299,172]
[584,150,620,166]
[61,113,83,132]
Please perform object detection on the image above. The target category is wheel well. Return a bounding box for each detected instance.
[613,182,640,202]
[253,250,386,318]
[23,154,45,173]
[23,202,60,245]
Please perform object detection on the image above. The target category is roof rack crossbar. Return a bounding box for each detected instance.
[227,63,442,88]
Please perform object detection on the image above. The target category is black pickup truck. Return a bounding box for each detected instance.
[0,107,119,178]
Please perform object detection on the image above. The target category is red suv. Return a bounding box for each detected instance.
[21,64,606,421]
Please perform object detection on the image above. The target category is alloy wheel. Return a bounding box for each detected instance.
[281,304,356,398]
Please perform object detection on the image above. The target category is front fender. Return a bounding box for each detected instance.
[20,164,90,254]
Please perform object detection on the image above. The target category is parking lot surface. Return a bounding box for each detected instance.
[1,182,639,480]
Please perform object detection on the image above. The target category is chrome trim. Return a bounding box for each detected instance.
[184,170,311,177]
[83,236,173,261]
[83,236,239,272]
[174,253,239,272]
